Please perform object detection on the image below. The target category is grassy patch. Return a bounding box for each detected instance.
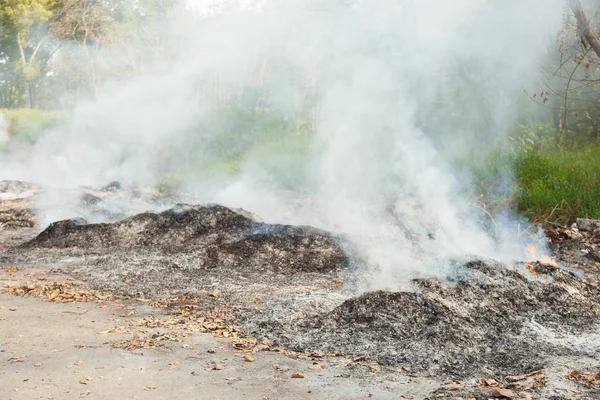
[1,108,61,142]
[515,145,600,224]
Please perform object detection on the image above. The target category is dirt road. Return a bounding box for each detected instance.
[0,268,438,400]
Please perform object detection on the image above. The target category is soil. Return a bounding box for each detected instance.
[2,181,600,399]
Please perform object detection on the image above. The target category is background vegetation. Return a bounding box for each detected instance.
[2,1,600,226]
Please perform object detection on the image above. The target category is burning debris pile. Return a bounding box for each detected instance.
[3,192,600,390]
[24,204,347,275]
[239,259,600,377]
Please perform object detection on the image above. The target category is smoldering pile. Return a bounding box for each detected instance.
[24,203,346,275]
[239,259,600,377]
[5,198,600,380]
[0,179,183,232]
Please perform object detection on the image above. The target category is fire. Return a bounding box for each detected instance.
[525,244,557,273]
[527,244,536,259]
[540,255,556,266]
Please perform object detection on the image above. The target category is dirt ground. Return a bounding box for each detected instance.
[0,267,438,400]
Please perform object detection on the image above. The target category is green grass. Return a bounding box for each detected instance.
[515,145,600,224]
[1,108,61,142]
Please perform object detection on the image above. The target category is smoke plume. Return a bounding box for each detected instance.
[0,0,565,289]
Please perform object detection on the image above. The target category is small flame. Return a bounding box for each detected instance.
[540,255,556,266]
[525,243,557,272]
[527,244,537,259]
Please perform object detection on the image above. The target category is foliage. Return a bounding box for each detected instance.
[515,146,600,224]
[1,107,60,141]
[158,107,312,189]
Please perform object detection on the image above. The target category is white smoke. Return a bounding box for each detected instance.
[1,0,564,288]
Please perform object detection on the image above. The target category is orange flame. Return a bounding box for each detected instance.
[525,243,557,272]
[527,244,537,259]
[540,255,556,266]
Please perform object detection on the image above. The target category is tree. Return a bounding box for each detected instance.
[0,0,57,108]
[49,0,115,99]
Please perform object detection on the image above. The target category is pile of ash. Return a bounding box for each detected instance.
[0,180,37,230]
[0,180,37,199]
[25,203,347,274]
[238,260,600,377]
[12,200,600,381]
[0,208,35,229]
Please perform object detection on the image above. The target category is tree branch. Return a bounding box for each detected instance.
[570,0,600,58]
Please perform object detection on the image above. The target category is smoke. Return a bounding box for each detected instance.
[0,112,8,144]
[1,0,564,288]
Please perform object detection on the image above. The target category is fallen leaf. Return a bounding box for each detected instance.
[276,365,291,371]
[210,289,220,298]
[581,332,589,337]
[505,374,528,382]
[144,385,157,390]
[191,371,201,376]
[568,370,581,379]
[369,363,381,373]
[74,360,83,366]
[213,363,225,370]
[291,372,305,378]
[79,380,87,385]
[519,392,533,400]
[8,308,16,311]
[34,363,41,367]
[244,354,254,362]
[308,363,323,369]
[168,361,180,366]
[401,396,413,400]
[493,388,516,398]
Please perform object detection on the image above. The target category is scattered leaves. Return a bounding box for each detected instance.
[3,282,118,303]
[112,335,156,350]
[566,370,600,388]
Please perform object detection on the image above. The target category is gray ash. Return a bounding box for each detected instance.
[24,203,347,274]
[238,260,600,377]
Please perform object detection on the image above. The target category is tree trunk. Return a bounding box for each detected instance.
[570,0,600,59]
